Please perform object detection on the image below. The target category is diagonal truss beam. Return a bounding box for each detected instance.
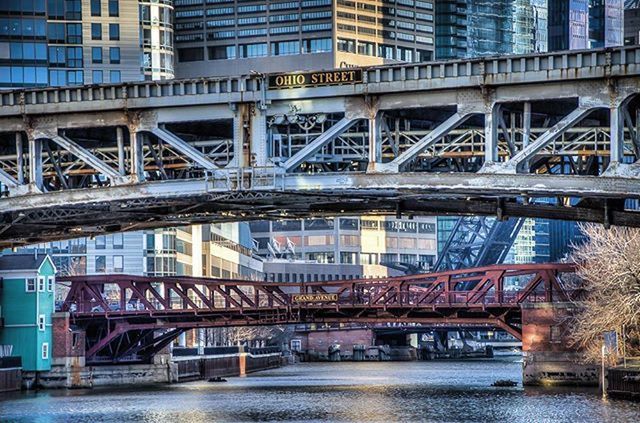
[41,131,126,184]
[481,106,596,174]
[376,111,474,172]
[151,126,219,171]
[282,117,360,172]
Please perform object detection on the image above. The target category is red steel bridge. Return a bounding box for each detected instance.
[57,263,578,364]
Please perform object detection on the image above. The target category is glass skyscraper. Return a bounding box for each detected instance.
[435,0,547,60]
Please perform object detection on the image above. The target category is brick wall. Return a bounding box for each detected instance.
[521,303,578,353]
[52,312,85,358]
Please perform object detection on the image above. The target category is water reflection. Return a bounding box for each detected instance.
[0,359,638,422]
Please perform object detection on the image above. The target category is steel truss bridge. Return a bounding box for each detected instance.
[2,47,640,246]
[58,263,576,363]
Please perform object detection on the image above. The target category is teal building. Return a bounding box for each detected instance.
[0,254,56,372]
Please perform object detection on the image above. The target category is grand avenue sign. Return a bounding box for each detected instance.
[291,293,339,303]
[268,69,363,89]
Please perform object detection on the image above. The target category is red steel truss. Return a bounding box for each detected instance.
[57,263,578,363]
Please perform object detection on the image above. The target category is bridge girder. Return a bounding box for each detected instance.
[1,47,640,244]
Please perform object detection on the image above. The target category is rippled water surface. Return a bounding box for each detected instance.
[1,359,639,422]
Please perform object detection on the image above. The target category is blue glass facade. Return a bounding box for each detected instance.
[0,0,85,88]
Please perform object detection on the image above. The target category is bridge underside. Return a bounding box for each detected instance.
[3,47,640,246]
[79,312,521,365]
[2,179,638,249]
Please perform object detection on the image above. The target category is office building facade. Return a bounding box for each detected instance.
[0,0,174,89]
[250,216,438,274]
[173,0,435,78]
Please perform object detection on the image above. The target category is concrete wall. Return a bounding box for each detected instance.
[296,328,374,354]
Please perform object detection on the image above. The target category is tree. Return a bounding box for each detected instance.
[569,223,640,363]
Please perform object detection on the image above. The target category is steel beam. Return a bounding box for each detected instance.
[376,111,473,172]
[281,117,359,172]
[41,131,126,185]
[151,126,219,171]
[481,106,595,174]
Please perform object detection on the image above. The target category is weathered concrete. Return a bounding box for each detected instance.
[38,355,178,389]
[521,303,598,386]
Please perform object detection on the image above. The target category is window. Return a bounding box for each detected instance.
[66,23,82,43]
[66,46,82,67]
[47,276,54,292]
[178,47,204,62]
[38,314,46,331]
[26,278,36,292]
[208,45,236,60]
[95,256,106,273]
[91,0,101,16]
[114,255,124,272]
[110,70,120,83]
[271,40,300,56]
[239,43,267,58]
[113,233,123,249]
[38,276,45,292]
[108,0,119,16]
[109,47,120,64]
[92,70,103,83]
[67,69,83,85]
[42,342,49,360]
[304,38,332,53]
[337,38,356,53]
[92,46,102,63]
[109,24,119,40]
[95,235,106,249]
[91,23,102,40]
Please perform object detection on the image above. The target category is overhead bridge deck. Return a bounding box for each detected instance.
[1,46,640,246]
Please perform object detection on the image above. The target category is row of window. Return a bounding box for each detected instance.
[90,22,120,41]
[95,255,124,272]
[25,275,55,293]
[251,218,436,234]
[337,24,434,44]
[175,0,332,17]
[0,44,120,67]
[337,0,433,11]
[336,9,433,23]
[90,0,119,17]
[179,38,332,61]
[27,68,120,87]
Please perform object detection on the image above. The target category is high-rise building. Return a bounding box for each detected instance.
[549,0,623,51]
[435,0,546,60]
[0,0,175,89]
[624,2,640,45]
[172,0,435,78]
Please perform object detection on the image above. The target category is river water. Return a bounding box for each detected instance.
[1,359,639,422]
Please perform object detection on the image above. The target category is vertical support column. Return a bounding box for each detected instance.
[484,104,500,165]
[250,103,268,167]
[15,132,24,184]
[129,129,144,182]
[229,103,244,169]
[116,126,126,176]
[367,111,382,172]
[28,133,43,192]
[610,103,625,164]
[523,102,531,149]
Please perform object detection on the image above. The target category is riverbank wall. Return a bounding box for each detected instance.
[173,346,284,381]
[607,367,640,400]
[31,347,284,389]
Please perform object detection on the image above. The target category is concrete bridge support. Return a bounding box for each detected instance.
[521,303,598,386]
